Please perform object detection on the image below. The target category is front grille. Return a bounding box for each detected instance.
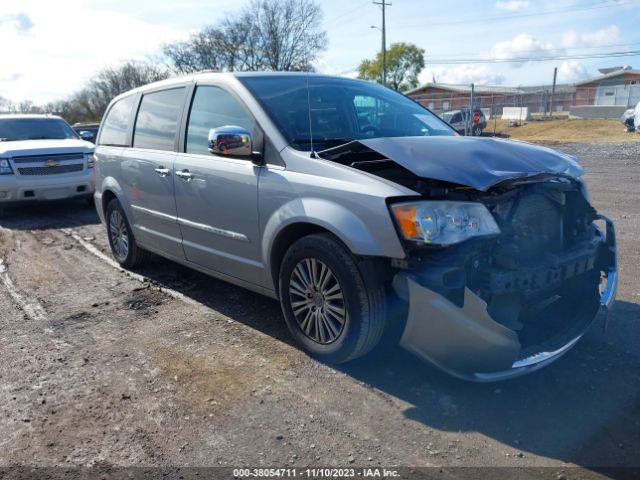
[17,164,84,176]
[11,153,85,164]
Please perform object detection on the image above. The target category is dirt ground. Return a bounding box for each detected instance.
[0,141,639,478]
[486,118,640,143]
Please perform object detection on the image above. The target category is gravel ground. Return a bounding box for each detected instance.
[0,141,638,478]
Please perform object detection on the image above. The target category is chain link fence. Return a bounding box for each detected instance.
[408,85,640,127]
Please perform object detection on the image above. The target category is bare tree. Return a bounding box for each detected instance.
[2,60,169,124]
[163,0,327,73]
[89,61,170,114]
[0,96,14,113]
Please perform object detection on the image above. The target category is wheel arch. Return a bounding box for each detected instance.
[268,222,334,298]
[262,198,404,295]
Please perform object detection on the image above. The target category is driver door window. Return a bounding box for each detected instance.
[186,86,255,157]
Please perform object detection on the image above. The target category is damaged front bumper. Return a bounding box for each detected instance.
[398,215,617,382]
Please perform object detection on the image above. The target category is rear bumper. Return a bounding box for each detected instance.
[399,216,617,382]
[0,170,94,205]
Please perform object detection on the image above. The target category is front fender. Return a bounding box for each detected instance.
[262,197,405,288]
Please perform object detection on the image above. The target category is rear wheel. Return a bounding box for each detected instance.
[105,198,149,268]
[472,126,483,136]
[278,233,388,363]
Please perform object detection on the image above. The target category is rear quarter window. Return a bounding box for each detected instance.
[99,95,137,146]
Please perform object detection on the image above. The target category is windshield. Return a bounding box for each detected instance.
[239,75,456,151]
[0,118,79,142]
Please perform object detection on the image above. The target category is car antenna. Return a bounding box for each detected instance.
[306,72,319,159]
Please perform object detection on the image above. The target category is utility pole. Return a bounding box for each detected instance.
[549,67,557,119]
[373,0,391,86]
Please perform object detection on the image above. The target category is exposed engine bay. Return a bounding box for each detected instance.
[319,139,616,379]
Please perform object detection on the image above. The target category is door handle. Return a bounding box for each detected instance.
[154,167,170,177]
[175,169,193,181]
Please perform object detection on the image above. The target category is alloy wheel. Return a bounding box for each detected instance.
[109,210,129,259]
[288,258,346,344]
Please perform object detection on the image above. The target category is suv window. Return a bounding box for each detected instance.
[133,88,185,151]
[186,86,255,156]
[449,112,462,123]
[99,95,137,146]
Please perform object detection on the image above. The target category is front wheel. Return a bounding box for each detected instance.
[278,233,388,364]
[472,126,483,136]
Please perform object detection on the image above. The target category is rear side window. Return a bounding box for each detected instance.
[186,86,255,156]
[133,88,185,151]
[99,95,137,146]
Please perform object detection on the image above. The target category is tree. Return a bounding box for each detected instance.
[0,96,13,113]
[40,60,170,124]
[87,60,170,118]
[163,0,327,73]
[358,42,425,92]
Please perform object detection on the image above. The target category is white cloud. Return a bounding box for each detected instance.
[561,25,620,48]
[491,33,558,67]
[494,1,530,11]
[419,65,505,86]
[557,61,590,82]
[0,0,189,104]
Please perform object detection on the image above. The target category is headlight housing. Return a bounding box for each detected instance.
[390,201,500,246]
[0,159,13,175]
[85,153,95,169]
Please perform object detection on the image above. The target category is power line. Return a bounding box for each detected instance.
[426,50,640,65]
[323,1,370,27]
[425,42,640,60]
[398,0,638,28]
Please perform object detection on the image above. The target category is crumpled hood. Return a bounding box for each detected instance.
[0,139,94,157]
[357,136,583,191]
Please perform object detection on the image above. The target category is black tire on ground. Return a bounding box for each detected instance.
[278,233,389,364]
[105,198,149,268]
[472,126,483,136]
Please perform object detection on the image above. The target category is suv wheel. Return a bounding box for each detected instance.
[472,126,483,136]
[105,198,149,268]
[278,233,388,363]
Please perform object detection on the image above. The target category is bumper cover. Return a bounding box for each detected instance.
[399,216,617,382]
[0,170,94,204]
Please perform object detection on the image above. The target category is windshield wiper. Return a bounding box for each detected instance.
[0,138,21,142]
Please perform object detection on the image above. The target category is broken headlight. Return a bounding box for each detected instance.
[390,201,500,246]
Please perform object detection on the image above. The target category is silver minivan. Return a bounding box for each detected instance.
[94,73,616,381]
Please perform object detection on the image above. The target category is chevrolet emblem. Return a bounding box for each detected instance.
[46,160,60,167]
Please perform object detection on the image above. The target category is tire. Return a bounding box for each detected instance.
[105,198,149,268]
[472,126,483,136]
[278,233,388,364]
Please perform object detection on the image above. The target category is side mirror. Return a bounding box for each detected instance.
[78,131,95,142]
[208,126,253,158]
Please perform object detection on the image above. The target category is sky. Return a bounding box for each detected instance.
[1,0,640,104]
